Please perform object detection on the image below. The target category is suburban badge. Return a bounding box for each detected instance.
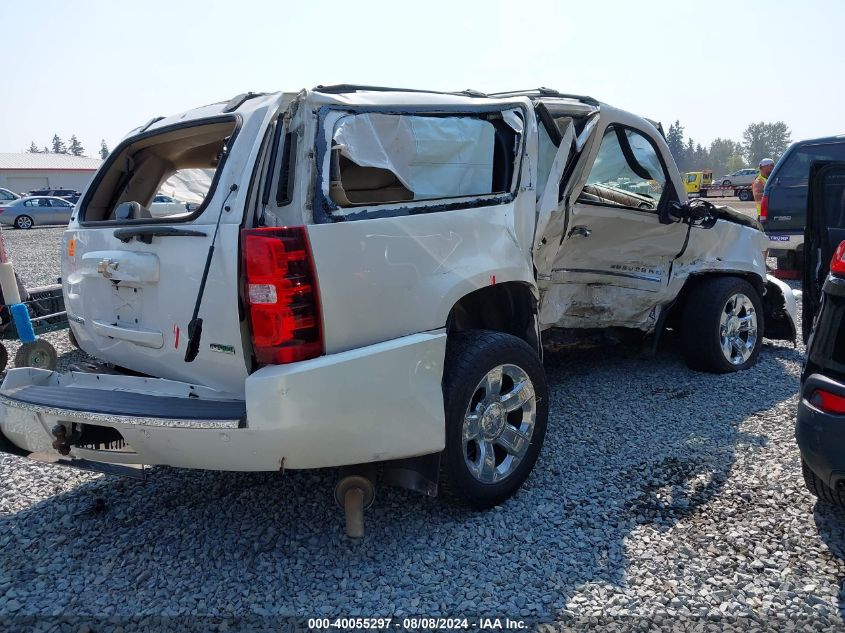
[209,343,236,355]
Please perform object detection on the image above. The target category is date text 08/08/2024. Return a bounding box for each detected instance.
[307,617,527,630]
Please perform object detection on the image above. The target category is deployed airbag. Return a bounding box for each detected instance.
[159,168,214,204]
[332,113,495,199]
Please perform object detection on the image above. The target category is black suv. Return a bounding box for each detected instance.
[797,160,845,505]
[764,135,845,271]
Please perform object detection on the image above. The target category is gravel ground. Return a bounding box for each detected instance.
[0,227,843,632]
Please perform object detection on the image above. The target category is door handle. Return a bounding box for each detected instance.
[568,226,592,238]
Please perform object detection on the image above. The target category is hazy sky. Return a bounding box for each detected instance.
[1,0,840,156]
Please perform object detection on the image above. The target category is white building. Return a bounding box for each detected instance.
[0,153,102,194]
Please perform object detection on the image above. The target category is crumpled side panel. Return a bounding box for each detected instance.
[673,221,768,280]
[539,282,659,331]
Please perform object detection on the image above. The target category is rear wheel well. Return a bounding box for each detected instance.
[664,272,765,330]
[685,271,764,297]
[446,282,539,353]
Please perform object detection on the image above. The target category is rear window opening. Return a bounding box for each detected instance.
[776,143,845,182]
[325,111,522,210]
[81,119,238,222]
[820,169,845,228]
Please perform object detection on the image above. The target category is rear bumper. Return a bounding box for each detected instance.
[764,274,798,342]
[796,374,845,489]
[764,231,803,254]
[0,330,447,472]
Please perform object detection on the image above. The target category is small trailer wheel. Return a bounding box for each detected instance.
[0,344,7,373]
[15,339,58,371]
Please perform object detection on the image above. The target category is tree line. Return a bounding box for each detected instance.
[26,135,110,160]
[21,120,794,174]
[666,120,792,177]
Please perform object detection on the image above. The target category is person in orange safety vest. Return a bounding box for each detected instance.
[753,158,775,218]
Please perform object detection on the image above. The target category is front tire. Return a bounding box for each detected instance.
[441,330,548,509]
[681,277,763,373]
[14,215,33,230]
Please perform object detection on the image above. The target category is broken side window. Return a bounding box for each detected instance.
[327,111,521,208]
[578,126,667,211]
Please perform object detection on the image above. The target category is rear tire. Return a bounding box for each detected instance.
[681,277,763,373]
[738,190,752,202]
[777,251,804,273]
[440,330,548,509]
[0,344,8,373]
[14,215,33,230]
[794,249,804,273]
[722,179,732,187]
[14,339,57,370]
[802,458,845,507]
[67,327,80,350]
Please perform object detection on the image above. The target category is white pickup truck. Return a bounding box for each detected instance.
[0,86,796,533]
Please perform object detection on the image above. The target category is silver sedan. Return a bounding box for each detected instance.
[0,196,74,229]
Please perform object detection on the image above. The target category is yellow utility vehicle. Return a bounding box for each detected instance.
[683,168,755,200]
[683,170,712,194]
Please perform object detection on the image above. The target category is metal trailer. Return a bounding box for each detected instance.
[694,184,755,201]
[0,228,68,373]
[0,284,68,372]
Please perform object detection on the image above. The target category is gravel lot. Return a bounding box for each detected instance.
[0,226,843,631]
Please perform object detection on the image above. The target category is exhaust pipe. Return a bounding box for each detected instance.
[334,474,375,539]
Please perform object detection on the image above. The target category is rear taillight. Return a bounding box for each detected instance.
[759,193,768,223]
[809,388,845,415]
[242,226,323,364]
[831,241,845,277]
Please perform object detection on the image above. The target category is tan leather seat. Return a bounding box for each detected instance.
[330,150,413,206]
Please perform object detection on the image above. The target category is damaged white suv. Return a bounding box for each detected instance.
[0,86,796,530]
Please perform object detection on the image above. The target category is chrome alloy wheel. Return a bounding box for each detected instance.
[719,293,758,365]
[462,364,537,484]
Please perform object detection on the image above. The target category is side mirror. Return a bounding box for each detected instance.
[659,200,688,224]
[669,201,687,220]
[660,199,718,229]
